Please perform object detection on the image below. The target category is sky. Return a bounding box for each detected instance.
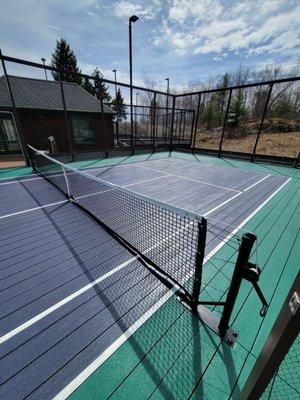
[0,0,299,91]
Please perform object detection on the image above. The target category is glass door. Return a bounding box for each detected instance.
[0,113,21,153]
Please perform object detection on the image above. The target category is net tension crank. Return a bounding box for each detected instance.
[182,220,269,348]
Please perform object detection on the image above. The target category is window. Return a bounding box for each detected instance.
[71,116,95,144]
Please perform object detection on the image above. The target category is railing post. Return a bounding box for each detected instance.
[294,151,300,168]
[218,232,257,338]
[169,96,176,150]
[251,83,273,162]
[98,78,108,158]
[152,92,157,150]
[192,217,207,311]
[0,49,29,165]
[58,72,75,162]
[189,110,195,148]
[192,93,201,151]
[218,88,232,158]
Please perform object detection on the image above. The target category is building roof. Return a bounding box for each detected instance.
[0,75,114,114]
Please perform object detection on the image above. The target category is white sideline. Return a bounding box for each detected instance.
[53,176,291,400]
[0,200,68,219]
[243,174,271,192]
[0,258,137,345]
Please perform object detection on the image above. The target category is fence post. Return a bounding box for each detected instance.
[251,83,273,162]
[0,49,29,165]
[152,92,157,150]
[294,151,300,168]
[192,93,201,151]
[58,72,75,162]
[218,88,232,158]
[189,110,195,148]
[98,78,108,158]
[169,96,176,150]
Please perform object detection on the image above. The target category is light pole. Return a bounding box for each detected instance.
[165,78,169,142]
[112,69,117,97]
[129,14,139,152]
[41,58,48,80]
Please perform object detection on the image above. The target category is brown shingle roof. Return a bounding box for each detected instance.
[0,75,114,114]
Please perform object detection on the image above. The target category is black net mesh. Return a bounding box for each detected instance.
[29,146,204,298]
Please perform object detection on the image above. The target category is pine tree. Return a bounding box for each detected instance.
[111,88,126,121]
[51,38,82,84]
[91,68,111,103]
[82,77,94,95]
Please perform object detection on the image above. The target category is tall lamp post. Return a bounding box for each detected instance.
[129,14,139,152]
[41,58,48,80]
[165,78,169,142]
[112,69,117,97]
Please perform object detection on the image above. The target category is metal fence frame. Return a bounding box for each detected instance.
[0,52,299,166]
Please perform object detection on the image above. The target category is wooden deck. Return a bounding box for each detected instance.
[0,151,299,400]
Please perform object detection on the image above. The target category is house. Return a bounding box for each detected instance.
[0,75,115,157]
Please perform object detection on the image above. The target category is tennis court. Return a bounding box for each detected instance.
[0,150,299,400]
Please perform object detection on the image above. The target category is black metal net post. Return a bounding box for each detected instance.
[58,72,75,162]
[218,232,257,338]
[218,88,232,158]
[191,217,207,311]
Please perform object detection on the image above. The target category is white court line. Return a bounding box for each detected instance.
[0,217,192,344]
[0,258,137,345]
[203,192,243,217]
[53,176,292,400]
[243,174,271,192]
[0,176,41,185]
[133,164,241,193]
[0,200,68,220]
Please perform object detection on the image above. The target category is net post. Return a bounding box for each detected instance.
[62,166,71,199]
[191,217,207,311]
[218,232,257,338]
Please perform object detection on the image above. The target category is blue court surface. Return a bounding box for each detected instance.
[0,153,298,400]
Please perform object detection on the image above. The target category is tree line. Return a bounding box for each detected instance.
[51,38,126,121]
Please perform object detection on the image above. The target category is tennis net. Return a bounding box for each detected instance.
[28,145,207,306]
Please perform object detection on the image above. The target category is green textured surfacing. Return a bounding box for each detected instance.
[69,161,300,400]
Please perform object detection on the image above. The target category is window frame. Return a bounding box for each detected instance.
[70,114,95,145]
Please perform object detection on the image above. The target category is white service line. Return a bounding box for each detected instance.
[243,174,271,192]
[0,176,42,185]
[133,164,241,193]
[53,176,292,400]
[0,200,68,220]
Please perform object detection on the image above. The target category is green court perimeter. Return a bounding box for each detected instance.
[1,151,299,399]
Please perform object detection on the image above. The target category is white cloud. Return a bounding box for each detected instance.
[168,0,222,24]
[260,0,286,16]
[153,1,300,60]
[113,1,158,20]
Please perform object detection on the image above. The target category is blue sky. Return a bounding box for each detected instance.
[0,0,299,90]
